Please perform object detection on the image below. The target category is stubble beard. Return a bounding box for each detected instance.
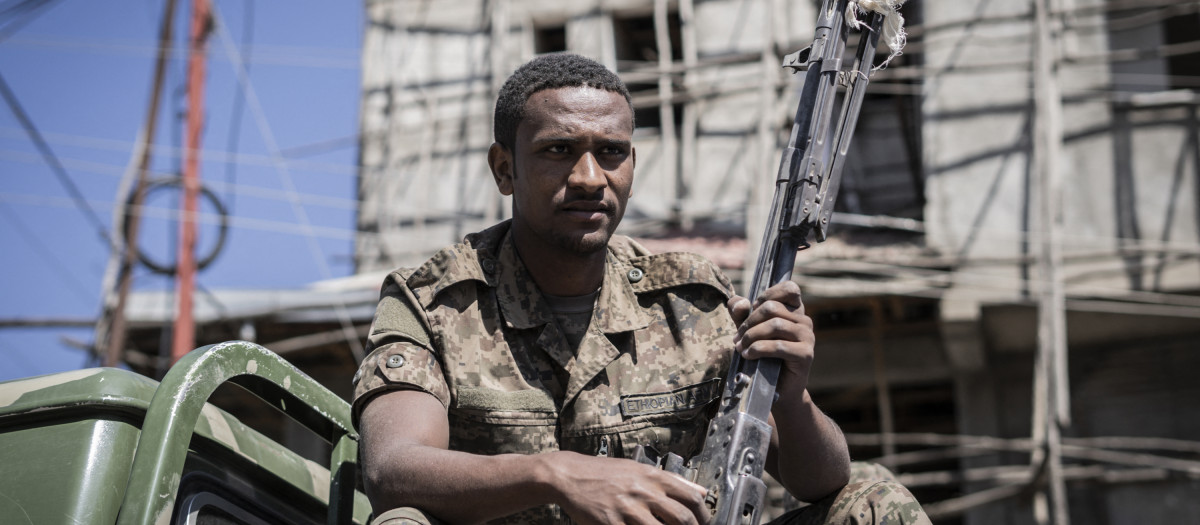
[552,228,612,256]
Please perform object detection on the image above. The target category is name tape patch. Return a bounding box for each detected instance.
[619,378,722,417]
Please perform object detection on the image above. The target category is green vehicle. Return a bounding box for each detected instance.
[0,341,372,525]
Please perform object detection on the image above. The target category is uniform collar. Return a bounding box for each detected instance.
[407,222,504,309]
[493,231,554,329]
[594,249,653,333]
[494,230,652,334]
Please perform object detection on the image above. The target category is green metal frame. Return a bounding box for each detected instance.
[116,340,360,525]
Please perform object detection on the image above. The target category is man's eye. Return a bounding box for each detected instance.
[546,144,568,154]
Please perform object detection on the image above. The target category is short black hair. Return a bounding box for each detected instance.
[493,53,633,151]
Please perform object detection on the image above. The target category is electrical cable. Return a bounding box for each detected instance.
[0,0,61,43]
[211,4,366,360]
[0,148,359,209]
[127,176,230,275]
[0,190,362,240]
[0,71,112,248]
[0,0,45,19]
[0,125,361,177]
[221,0,255,213]
[0,201,96,305]
[2,33,361,69]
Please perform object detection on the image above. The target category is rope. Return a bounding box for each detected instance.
[847,0,907,68]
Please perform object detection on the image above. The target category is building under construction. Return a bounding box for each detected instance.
[104,0,1200,522]
[350,0,1200,523]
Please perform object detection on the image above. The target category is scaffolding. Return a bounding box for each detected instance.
[357,1,1200,522]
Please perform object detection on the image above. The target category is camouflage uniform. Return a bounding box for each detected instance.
[770,463,931,525]
[353,221,930,525]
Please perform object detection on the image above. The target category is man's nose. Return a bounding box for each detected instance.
[567,152,606,193]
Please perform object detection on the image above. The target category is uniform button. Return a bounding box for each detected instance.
[387,355,406,368]
[627,267,645,283]
[351,369,362,386]
[482,259,496,273]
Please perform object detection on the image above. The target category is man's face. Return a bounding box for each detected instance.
[489,86,635,257]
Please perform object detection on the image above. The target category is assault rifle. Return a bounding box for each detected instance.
[632,1,898,523]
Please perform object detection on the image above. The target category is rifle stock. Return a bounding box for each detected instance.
[634,1,888,523]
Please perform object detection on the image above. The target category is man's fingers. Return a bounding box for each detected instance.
[733,300,811,349]
[727,295,751,325]
[729,282,804,332]
[741,299,807,329]
[655,474,709,525]
[753,280,803,309]
[741,338,813,361]
[741,316,808,342]
[736,317,815,357]
[646,499,700,525]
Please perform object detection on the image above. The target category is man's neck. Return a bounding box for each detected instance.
[512,229,607,297]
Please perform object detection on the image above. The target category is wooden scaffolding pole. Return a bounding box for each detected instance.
[1032,0,1070,522]
[678,0,698,229]
[844,431,1200,519]
[98,0,178,367]
[871,299,898,463]
[488,0,509,225]
[654,0,679,227]
[748,0,780,275]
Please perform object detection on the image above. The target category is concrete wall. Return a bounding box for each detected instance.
[922,0,1200,300]
[921,2,1200,522]
[964,305,1200,524]
[356,0,828,272]
[357,0,503,270]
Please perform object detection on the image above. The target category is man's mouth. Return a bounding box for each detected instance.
[560,201,613,221]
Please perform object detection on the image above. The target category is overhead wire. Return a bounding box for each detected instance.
[1,34,361,69]
[0,0,1190,93]
[0,125,362,177]
[0,201,96,305]
[0,0,47,19]
[13,166,1189,260]
[278,134,359,158]
[1,182,1170,262]
[0,148,360,209]
[0,0,61,43]
[0,71,113,248]
[210,4,365,360]
[0,190,362,241]
[220,0,255,213]
[4,1,1190,323]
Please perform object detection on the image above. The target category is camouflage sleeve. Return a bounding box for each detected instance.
[351,273,451,428]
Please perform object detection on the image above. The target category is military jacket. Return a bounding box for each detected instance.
[353,221,737,524]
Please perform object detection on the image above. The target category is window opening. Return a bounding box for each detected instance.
[612,10,683,131]
[1162,12,1200,91]
[534,24,566,54]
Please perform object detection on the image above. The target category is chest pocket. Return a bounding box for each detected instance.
[559,375,723,462]
[615,378,722,459]
[447,387,560,455]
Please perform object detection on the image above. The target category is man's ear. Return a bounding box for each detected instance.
[629,146,636,199]
[488,142,514,196]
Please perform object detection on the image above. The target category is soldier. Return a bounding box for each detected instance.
[353,53,929,525]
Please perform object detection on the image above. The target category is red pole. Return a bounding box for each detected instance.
[172,0,211,364]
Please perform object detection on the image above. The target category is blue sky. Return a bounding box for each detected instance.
[0,1,365,381]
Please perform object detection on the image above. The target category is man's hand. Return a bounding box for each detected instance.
[725,280,850,502]
[727,280,815,399]
[545,452,710,525]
